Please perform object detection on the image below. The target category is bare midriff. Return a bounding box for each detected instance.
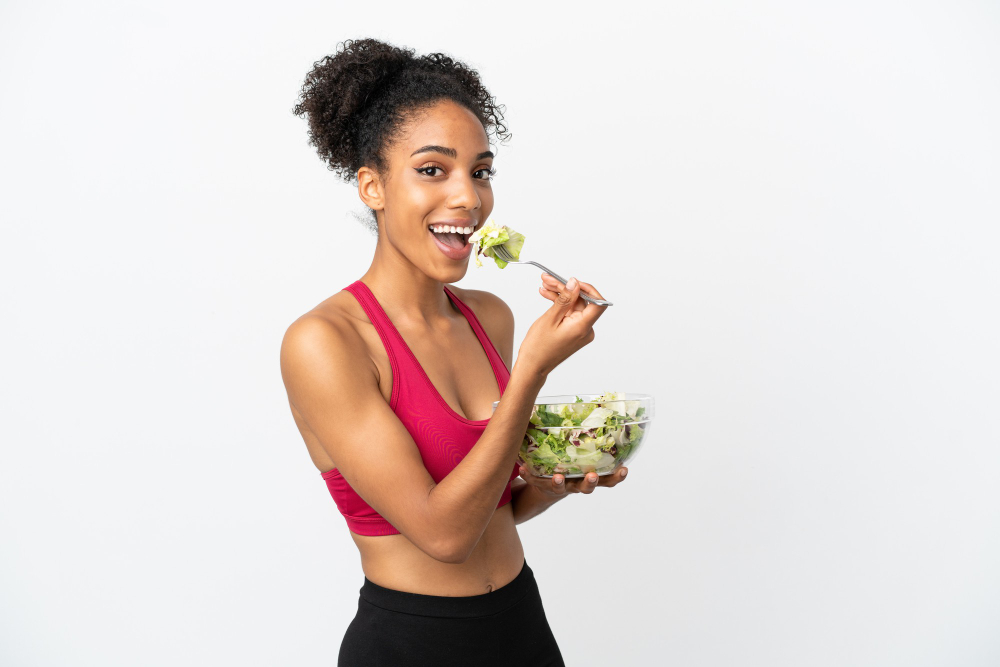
[349,508,525,596]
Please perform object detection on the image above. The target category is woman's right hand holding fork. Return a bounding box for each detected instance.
[514,273,610,378]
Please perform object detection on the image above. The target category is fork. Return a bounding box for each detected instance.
[491,244,614,306]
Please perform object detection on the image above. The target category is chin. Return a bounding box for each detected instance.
[435,263,469,283]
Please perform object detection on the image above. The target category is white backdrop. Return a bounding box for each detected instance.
[2,1,998,665]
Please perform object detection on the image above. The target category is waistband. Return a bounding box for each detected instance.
[360,558,533,619]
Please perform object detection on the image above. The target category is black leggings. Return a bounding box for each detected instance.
[338,558,565,666]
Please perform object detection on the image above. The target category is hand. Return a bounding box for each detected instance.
[537,273,603,307]
[517,463,629,498]
[515,274,609,378]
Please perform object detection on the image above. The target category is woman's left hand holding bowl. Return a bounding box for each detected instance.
[518,464,629,497]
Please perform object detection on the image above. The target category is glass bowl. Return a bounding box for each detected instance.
[491,393,654,478]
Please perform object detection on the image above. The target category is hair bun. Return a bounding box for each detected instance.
[293,38,510,236]
[341,39,414,111]
[293,39,418,181]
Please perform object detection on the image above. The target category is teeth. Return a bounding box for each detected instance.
[431,225,474,234]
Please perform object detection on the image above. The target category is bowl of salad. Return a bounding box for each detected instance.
[492,391,654,478]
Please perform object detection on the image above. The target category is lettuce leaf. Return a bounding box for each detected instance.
[468,219,525,269]
[519,392,647,475]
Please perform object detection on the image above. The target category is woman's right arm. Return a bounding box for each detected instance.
[280,278,605,564]
[280,313,543,563]
[281,314,461,562]
[433,276,607,561]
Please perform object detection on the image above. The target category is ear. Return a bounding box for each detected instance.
[357,166,384,211]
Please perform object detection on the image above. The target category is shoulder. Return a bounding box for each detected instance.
[447,285,514,335]
[280,292,371,378]
[447,285,515,368]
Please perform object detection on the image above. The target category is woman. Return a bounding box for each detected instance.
[281,38,626,666]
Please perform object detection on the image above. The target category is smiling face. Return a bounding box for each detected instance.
[356,99,495,282]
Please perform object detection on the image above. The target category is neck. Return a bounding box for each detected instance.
[359,238,461,325]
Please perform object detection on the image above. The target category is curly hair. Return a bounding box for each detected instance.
[292,38,510,236]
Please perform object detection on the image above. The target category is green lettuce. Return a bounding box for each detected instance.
[520,392,648,476]
[467,219,526,268]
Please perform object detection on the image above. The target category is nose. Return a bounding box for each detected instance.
[446,173,481,211]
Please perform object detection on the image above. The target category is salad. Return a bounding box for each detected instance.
[467,219,525,269]
[522,391,648,476]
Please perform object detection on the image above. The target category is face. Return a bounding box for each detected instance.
[357,99,495,281]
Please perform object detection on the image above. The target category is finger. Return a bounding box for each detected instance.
[598,467,628,487]
[545,274,591,314]
[576,283,610,325]
[542,272,596,301]
[551,474,568,495]
[548,277,581,321]
[537,286,558,302]
[540,274,561,302]
[574,280,605,301]
[565,473,599,494]
[576,281,607,316]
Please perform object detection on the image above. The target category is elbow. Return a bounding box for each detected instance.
[419,486,474,564]
[432,537,471,565]
[436,551,468,565]
[420,487,472,564]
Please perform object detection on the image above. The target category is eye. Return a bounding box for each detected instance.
[475,167,497,181]
[415,166,443,177]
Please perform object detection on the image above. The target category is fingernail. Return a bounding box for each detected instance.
[567,277,578,289]
[589,475,598,483]
[554,477,563,485]
[621,469,628,478]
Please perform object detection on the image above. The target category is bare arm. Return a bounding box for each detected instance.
[427,362,546,560]
[280,313,545,564]
[468,289,566,527]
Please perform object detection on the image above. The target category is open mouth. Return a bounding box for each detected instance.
[428,226,471,249]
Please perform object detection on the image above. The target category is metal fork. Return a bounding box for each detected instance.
[491,244,614,306]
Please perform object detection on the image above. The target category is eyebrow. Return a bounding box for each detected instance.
[410,145,494,160]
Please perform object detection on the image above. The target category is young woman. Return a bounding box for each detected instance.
[281,38,626,666]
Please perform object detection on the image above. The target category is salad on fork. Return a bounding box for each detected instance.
[467,219,526,269]
[468,219,613,307]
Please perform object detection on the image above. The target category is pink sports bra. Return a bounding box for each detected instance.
[320,279,520,536]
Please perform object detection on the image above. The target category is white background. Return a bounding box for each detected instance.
[2,1,999,665]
